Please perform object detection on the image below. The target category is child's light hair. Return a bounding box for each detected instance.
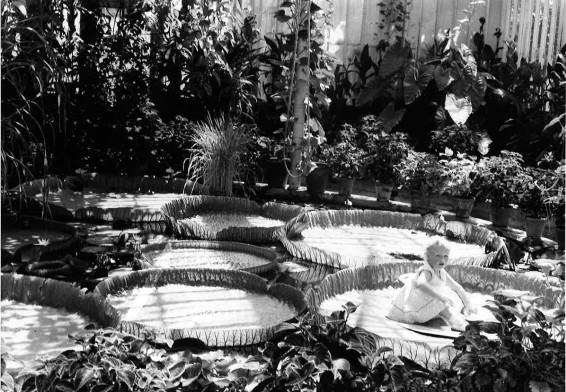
[425,237,451,262]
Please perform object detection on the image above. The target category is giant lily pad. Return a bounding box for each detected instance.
[162,196,306,243]
[94,268,306,347]
[281,210,497,269]
[141,240,277,274]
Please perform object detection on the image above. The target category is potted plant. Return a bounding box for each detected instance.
[428,149,480,218]
[319,125,366,197]
[517,167,556,239]
[475,151,530,227]
[365,131,410,201]
[397,151,439,211]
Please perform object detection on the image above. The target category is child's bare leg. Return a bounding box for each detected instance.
[439,307,468,332]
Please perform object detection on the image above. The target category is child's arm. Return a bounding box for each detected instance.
[445,273,477,313]
[415,270,456,307]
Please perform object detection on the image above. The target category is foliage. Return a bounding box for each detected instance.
[451,291,565,392]
[1,328,267,392]
[259,0,336,177]
[430,150,480,198]
[331,44,378,108]
[320,124,366,178]
[1,0,66,190]
[428,124,491,156]
[488,37,547,113]
[239,131,275,186]
[146,0,261,120]
[475,151,530,209]
[72,101,193,176]
[366,131,410,183]
[377,0,412,42]
[252,305,439,392]
[517,166,559,218]
[184,115,253,196]
[396,150,439,192]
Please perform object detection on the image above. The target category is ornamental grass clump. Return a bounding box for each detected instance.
[185,115,252,196]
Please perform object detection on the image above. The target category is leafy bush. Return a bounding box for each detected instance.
[428,124,491,156]
[452,291,565,392]
[397,151,439,192]
[429,150,480,198]
[475,151,531,208]
[366,131,411,184]
[2,329,261,392]
[320,125,366,178]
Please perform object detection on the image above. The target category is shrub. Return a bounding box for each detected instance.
[430,150,480,198]
[428,124,491,156]
[184,115,253,196]
[366,131,411,184]
[475,151,530,208]
[320,125,366,178]
[452,291,565,392]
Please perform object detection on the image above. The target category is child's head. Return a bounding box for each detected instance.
[425,237,451,269]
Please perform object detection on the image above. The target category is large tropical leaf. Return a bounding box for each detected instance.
[445,93,473,125]
[356,78,394,107]
[434,64,456,91]
[403,61,434,105]
[379,101,405,133]
[378,38,412,80]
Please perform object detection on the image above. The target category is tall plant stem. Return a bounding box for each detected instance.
[288,0,310,190]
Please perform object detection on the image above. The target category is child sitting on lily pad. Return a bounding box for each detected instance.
[387,237,477,331]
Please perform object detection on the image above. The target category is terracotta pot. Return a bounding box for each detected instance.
[451,196,476,218]
[337,177,356,197]
[375,181,395,201]
[264,159,288,189]
[410,189,432,211]
[524,216,548,240]
[306,165,330,199]
[490,205,515,227]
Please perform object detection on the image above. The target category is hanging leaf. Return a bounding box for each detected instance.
[378,38,412,80]
[274,10,291,23]
[445,93,472,125]
[310,2,322,13]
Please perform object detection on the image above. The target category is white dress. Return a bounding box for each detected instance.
[387,264,464,324]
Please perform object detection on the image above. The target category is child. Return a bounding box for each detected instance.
[387,237,476,331]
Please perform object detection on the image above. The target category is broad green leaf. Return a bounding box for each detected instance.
[115,369,135,390]
[74,368,96,391]
[403,61,434,105]
[168,361,186,380]
[313,343,331,367]
[379,38,412,80]
[379,101,405,132]
[331,358,350,371]
[445,93,472,125]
